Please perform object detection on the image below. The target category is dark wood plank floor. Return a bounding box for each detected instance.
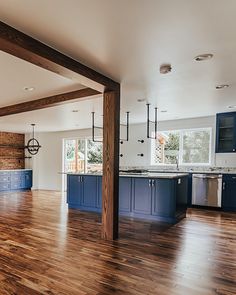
[0,190,235,295]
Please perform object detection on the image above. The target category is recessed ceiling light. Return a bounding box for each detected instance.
[228,105,236,109]
[160,64,172,74]
[194,54,213,61]
[23,86,35,91]
[72,110,79,113]
[161,110,168,113]
[137,98,146,102]
[216,84,229,89]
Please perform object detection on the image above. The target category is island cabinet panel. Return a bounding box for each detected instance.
[119,177,132,213]
[175,177,188,218]
[222,174,236,212]
[152,179,175,218]
[81,176,97,209]
[133,178,152,215]
[67,174,188,224]
[67,175,83,207]
[97,176,102,209]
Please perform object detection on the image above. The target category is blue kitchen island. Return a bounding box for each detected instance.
[67,172,188,224]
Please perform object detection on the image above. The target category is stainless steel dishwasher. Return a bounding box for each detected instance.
[192,174,222,207]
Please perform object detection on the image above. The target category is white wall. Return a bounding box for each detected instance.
[25,129,93,191]
[120,116,236,168]
[26,115,236,191]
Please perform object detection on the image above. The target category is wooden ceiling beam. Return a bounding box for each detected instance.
[0,88,100,117]
[0,21,119,92]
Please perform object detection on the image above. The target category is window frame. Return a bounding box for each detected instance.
[151,127,212,166]
[63,137,103,173]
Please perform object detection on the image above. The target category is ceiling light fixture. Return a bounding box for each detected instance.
[194,53,213,61]
[23,86,35,91]
[216,84,229,89]
[25,124,41,156]
[160,64,172,74]
[137,98,146,102]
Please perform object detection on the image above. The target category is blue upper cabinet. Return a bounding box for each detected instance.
[216,112,236,153]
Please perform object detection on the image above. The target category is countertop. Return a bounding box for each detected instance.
[0,169,32,172]
[66,172,189,179]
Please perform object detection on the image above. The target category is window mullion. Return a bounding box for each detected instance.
[179,131,184,165]
[84,139,88,173]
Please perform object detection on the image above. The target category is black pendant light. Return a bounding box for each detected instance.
[25,124,41,155]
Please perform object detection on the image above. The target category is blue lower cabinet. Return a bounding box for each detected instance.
[133,178,152,215]
[152,179,175,218]
[222,175,236,212]
[67,175,82,207]
[119,177,132,213]
[81,176,98,210]
[97,176,102,209]
[24,170,33,189]
[0,170,32,192]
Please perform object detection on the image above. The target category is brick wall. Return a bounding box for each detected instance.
[0,132,25,170]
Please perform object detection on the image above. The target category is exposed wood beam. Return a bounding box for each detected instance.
[102,90,120,240]
[0,88,100,117]
[0,21,119,92]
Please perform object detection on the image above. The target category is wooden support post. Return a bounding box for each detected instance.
[102,90,120,240]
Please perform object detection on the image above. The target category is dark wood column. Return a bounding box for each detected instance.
[102,90,120,240]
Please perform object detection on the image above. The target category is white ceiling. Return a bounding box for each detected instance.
[0,0,236,132]
[0,51,86,106]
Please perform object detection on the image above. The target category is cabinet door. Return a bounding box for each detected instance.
[24,171,32,189]
[10,171,24,189]
[216,113,236,153]
[152,179,175,217]
[222,176,236,211]
[81,176,97,208]
[67,175,82,206]
[119,177,132,213]
[133,178,152,215]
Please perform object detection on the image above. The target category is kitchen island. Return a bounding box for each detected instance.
[67,172,188,224]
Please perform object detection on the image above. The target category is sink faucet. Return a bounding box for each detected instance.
[175,157,179,171]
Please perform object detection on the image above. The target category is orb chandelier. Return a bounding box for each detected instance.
[25,124,41,155]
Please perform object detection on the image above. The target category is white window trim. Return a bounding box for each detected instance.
[151,127,212,167]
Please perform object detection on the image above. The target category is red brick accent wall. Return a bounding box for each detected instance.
[0,132,25,170]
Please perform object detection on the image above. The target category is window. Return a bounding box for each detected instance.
[64,139,102,173]
[152,128,211,166]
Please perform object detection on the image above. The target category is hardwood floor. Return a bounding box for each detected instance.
[0,190,235,295]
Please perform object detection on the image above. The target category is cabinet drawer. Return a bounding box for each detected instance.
[223,174,236,181]
[0,175,11,183]
[11,175,23,182]
[0,183,11,191]
[11,182,24,190]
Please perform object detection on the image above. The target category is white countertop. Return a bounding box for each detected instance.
[0,169,32,172]
[66,172,189,179]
